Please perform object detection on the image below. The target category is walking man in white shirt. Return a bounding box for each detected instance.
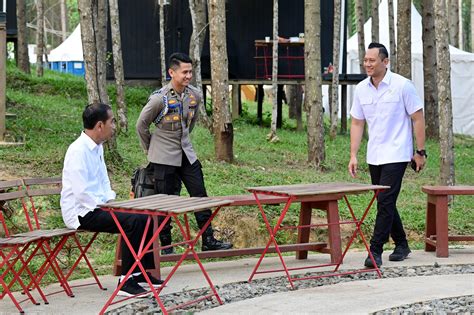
[348,43,426,268]
[61,103,163,297]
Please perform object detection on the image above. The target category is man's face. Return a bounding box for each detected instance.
[168,62,193,89]
[98,110,115,142]
[363,48,388,77]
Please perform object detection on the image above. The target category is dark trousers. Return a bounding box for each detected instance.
[78,209,155,274]
[152,155,213,238]
[368,162,408,254]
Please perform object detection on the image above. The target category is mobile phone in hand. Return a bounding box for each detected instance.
[410,159,418,172]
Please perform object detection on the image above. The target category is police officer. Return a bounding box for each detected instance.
[136,52,232,254]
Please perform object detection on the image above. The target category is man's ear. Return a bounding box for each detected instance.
[168,68,173,78]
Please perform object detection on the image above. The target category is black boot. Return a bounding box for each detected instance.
[202,235,233,251]
[159,233,174,255]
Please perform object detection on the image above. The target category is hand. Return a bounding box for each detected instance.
[413,153,426,172]
[348,156,358,178]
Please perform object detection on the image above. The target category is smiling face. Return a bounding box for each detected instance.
[364,48,389,79]
[168,62,193,92]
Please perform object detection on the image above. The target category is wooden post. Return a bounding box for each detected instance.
[277,84,283,128]
[232,84,239,119]
[0,13,6,142]
[257,84,264,125]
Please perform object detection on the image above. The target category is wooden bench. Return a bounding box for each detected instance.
[423,185,474,257]
[113,193,343,277]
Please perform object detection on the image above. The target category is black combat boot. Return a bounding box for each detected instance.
[202,235,233,251]
[159,233,174,255]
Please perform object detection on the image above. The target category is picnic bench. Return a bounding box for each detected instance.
[113,192,344,277]
[423,185,474,257]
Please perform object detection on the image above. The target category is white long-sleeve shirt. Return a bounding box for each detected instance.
[60,132,116,229]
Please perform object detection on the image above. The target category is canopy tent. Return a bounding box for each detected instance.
[347,0,474,136]
[48,25,84,76]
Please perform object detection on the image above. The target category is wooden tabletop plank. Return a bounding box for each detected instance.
[247,182,389,196]
[422,185,474,195]
[99,195,232,213]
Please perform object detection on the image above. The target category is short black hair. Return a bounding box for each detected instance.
[82,103,112,129]
[168,52,193,70]
[368,42,389,60]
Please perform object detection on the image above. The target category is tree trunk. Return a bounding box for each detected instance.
[159,2,167,87]
[286,84,303,131]
[36,0,45,77]
[269,0,279,142]
[355,0,366,73]
[189,0,213,132]
[471,0,474,52]
[16,0,30,74]
[397,0,411,79]
[448,0,460,47]
[421,0,439,140]
[208,0,233,162]
[78,0,121,163]
[330,0,341,140]
[305,0,325,168]
[108,0,128,133]
[60,0,68,41]
[434,0,455,186]
[388,0,396,71]
[371,0,379,42]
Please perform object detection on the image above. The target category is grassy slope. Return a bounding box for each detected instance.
[1,63,473,275]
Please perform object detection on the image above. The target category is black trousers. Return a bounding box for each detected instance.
[368,162,409,254]
[152,155,213,237]
[78,209,155,274]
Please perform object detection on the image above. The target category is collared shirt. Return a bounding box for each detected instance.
[136,82,201,167]
[60,132,116,229]
[350,69,423,165]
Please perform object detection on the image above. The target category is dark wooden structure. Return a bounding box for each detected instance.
[0,0,17,43]
[423,186,474,257]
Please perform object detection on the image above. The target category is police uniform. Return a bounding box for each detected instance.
[136,82,213,238]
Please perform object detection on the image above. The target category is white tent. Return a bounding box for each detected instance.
[347,0,474,136]
[48,25,83,62]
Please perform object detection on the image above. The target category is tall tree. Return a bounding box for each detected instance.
[305,0,325,168]
[268,0,279,142]
[471,0,474,52]
[397,0,411,79]
[421,0,439,140]
[286,85,303,131]
[16,0,30,74]
[434,0,455,186]
[108,0,127,133]
[355,0,366,73]
[388,0,396,71]
[330,0,342,140]
[159,1,167,87]
[60,0,68,41]
[78,0,121,162]
[448,0,460,47]
[36,0,45,77]
[208,0,233,162]
[189,0,213,132]
[371,0,379,42]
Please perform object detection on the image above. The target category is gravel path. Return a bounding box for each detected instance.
[106,264,474,314]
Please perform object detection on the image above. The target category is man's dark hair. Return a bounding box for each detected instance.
[83,103,112,129]
[168,52,193,70]
[368,42,389,60]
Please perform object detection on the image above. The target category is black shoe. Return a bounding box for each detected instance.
[161,247,175,255]
[202,236,233,251]
[364,252,382,268]
[389,245,411,261]
[134,272,164,288]
[117,277,149,298]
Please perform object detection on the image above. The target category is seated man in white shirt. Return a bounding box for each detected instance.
[60,103,163,297]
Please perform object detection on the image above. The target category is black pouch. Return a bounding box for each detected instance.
[131,163,155,198]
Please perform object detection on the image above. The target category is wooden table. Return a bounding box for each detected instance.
[98,194,232,315]
[247,182,389,288]
[423,185,474,257]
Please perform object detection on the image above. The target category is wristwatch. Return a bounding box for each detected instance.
[416,149,427,158]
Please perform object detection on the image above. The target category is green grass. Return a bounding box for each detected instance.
[1,62,473,283]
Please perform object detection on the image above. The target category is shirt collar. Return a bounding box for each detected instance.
[367,68,392,88]
[80,131,100,151]
[167,82,189,97]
